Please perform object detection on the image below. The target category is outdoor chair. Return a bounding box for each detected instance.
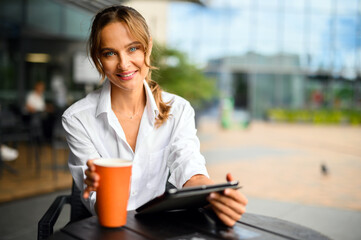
[37,180,92,240]
[51,111,69,180]
[0,105,44,177]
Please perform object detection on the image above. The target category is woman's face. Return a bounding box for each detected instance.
[99,21,151,92]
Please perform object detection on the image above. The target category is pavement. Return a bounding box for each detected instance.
[0,115,360,240]
[198,115,361,240]
[0,189,71,240]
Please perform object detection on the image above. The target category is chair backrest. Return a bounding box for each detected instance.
[70,181,92,223]
[37,180,91,240]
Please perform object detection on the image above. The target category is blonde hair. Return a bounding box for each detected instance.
[88,5,171,126]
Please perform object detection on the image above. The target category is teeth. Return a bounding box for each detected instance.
[120,72,134,77]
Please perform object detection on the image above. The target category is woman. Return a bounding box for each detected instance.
[62,5,247,227]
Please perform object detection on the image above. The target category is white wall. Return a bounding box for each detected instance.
[124,0,169,45]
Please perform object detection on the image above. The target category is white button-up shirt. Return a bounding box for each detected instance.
[62,79,209,215]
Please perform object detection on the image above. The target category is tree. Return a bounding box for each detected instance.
[151,44,217,109]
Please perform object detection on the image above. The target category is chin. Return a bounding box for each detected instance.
[110,78,143,92]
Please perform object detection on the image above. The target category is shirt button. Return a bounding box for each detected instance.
[131,191,137,196]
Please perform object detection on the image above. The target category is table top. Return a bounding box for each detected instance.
[50,210,331,240]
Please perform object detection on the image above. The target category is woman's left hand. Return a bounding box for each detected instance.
[207,173,248,227]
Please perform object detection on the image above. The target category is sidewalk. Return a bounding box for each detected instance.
[198,116,361,240]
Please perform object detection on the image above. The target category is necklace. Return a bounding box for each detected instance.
[112,106,142,120]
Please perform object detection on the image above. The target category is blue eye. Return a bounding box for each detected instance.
[104,51,115,57]
[129,47,137,52]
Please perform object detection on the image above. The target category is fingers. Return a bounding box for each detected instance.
[83,184,98,199]
[224,173,247,204]
[211,204,240,227]
[83,187,92,199]
[87,159,96,171]
[224,188,248,205]
[226,173,234,182]
[207,189,248,227]
[83,159,99,199]
[84,170,99,187]
[209,194,242,226]
[209,191,247,215]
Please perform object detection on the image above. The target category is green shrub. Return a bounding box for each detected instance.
[267,108,361,125]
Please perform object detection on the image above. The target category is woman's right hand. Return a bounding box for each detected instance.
[83,159,100,199]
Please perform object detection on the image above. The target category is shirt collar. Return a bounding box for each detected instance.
[95,79,160,121]
[143,79,159,122]
[96,79,111,117]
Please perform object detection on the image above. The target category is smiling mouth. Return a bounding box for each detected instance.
[116,71,137,80]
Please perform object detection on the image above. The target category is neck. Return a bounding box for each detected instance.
[110,83,146,115]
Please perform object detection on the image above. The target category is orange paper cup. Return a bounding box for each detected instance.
[93,158,132,228]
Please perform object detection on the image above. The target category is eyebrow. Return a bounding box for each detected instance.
[100,41,142,53]
[100,47,115,53]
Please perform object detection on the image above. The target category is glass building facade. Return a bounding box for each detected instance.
[0,0,93,107]
[168,0,361,119]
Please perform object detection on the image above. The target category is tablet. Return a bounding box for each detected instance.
[135,181,241,215]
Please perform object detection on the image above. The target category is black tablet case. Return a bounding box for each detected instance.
[136,181,240,215]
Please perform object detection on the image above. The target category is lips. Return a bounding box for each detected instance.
[116,71,137,81]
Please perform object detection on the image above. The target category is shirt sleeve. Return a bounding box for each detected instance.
[62,114,100,215]
[167,101,209,189]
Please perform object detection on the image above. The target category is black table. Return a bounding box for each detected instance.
[50,210,331,240]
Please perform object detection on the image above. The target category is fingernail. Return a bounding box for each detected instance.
[210,193,216,199]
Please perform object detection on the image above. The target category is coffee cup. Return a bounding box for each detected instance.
[93,158,132,228]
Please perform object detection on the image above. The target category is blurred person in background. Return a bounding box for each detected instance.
[311,89,324,109]
[25,81,55,142]
[62,5,247,227]
[51,74,67,111]
[25,81,46,114]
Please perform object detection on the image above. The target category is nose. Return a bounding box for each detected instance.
[117,53,130,70]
